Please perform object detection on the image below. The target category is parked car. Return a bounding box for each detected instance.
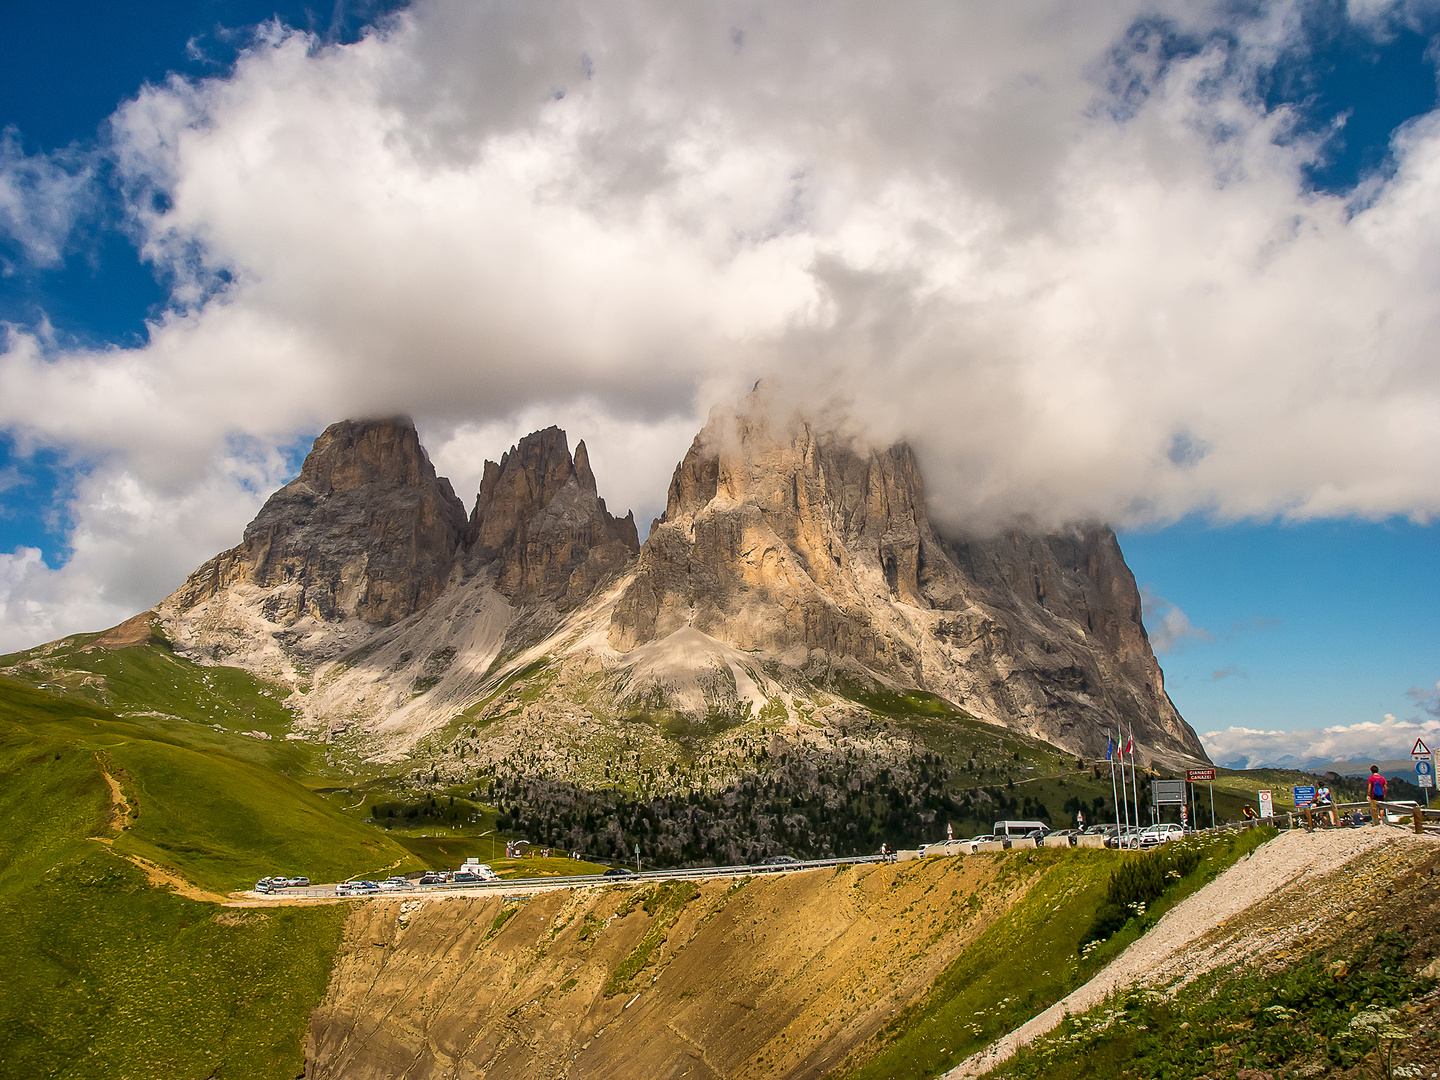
[418,872,446,885]
[287,876,310,888]
[761,855,798,866]
[378,877,408,891]
[254,877,276,893]
[602,867,634,877]
[1085,824,1119,839]
[1138,823,1183,848]
[1109,827,1146,849]
[966,834,997,852]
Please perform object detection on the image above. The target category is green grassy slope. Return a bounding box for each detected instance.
[0,676,420,890]
[991,925,1438,1080]
[0,850,348,1080]
[0,680,369,1079]
[1,633,319,778]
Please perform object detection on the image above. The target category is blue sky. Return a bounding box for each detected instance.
[1121,518,1439,761]
[1,1,1438,767]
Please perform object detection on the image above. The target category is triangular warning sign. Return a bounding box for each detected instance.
[1413,738,1433,757]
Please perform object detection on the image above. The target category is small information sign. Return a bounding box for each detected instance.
[1418,758,1435,790]
[1187,767,1216,782]
[1258,790,1274,818]
[1293,786,1316,806]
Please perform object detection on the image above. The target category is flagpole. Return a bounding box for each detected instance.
[1129,726,1142,827]
[1109,732,1121,837]
[1118,728,1131,835]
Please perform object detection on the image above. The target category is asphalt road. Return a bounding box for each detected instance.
[241,853,895,903]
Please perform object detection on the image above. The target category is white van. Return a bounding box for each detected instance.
[993,820,1049,841]
[456,858,499,883]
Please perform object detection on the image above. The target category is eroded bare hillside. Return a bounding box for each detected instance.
[307,857,1032,1080]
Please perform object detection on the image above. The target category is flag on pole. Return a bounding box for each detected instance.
[1123,733,1134,756]
[1106,735,1114,761]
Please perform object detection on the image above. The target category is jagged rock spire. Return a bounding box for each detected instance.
[610,390,1206,767]
[466,426,638,606]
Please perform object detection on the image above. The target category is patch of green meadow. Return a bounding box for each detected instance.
[0,678,362,1079]
[0,676,421,891]
[989,930,1436,1080]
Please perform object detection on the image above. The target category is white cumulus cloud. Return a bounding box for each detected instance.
[1203,714,1440,770]
[2,1,1440,648]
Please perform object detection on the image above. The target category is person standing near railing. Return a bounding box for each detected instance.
[1367,766,1388,826]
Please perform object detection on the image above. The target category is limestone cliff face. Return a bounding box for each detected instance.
[169,417,468,627]
[609,397,1204,766]
[156,420,641,761]
[465,427,640,606]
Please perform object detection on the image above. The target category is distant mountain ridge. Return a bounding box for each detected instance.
[146,394,1205,775]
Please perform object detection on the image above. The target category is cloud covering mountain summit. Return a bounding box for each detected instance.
[2,1,1440,652]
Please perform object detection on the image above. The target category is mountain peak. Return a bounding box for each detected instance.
[466,427,638,605]
[297,416,437,494]
[167,416,467,628]
[613,399,1204,766]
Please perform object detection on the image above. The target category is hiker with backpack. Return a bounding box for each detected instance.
[1366,766,1388,826]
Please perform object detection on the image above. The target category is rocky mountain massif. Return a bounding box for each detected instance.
[148,393,1203,789]
[610,400,1197,763]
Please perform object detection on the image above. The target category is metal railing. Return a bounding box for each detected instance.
[255,853,888,900]
[1176,799,1440,838]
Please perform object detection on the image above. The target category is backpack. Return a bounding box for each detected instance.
[1368,774,1386,798]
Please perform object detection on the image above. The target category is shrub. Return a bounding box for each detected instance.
[1081,843,1202,948]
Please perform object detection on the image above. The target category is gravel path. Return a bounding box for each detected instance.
[945,826,1438,1079]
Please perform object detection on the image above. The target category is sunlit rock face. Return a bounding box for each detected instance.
[610,391,1203,766]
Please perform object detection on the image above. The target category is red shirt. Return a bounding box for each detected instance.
[1367,774,1387,799]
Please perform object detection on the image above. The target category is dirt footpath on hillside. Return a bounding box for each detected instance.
[948,827,1440,1079]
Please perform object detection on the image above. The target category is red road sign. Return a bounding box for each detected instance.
[1413,738,1433,758]
[1186,768,1216,781]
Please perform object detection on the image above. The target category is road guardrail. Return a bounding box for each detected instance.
[257,853,889,900]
